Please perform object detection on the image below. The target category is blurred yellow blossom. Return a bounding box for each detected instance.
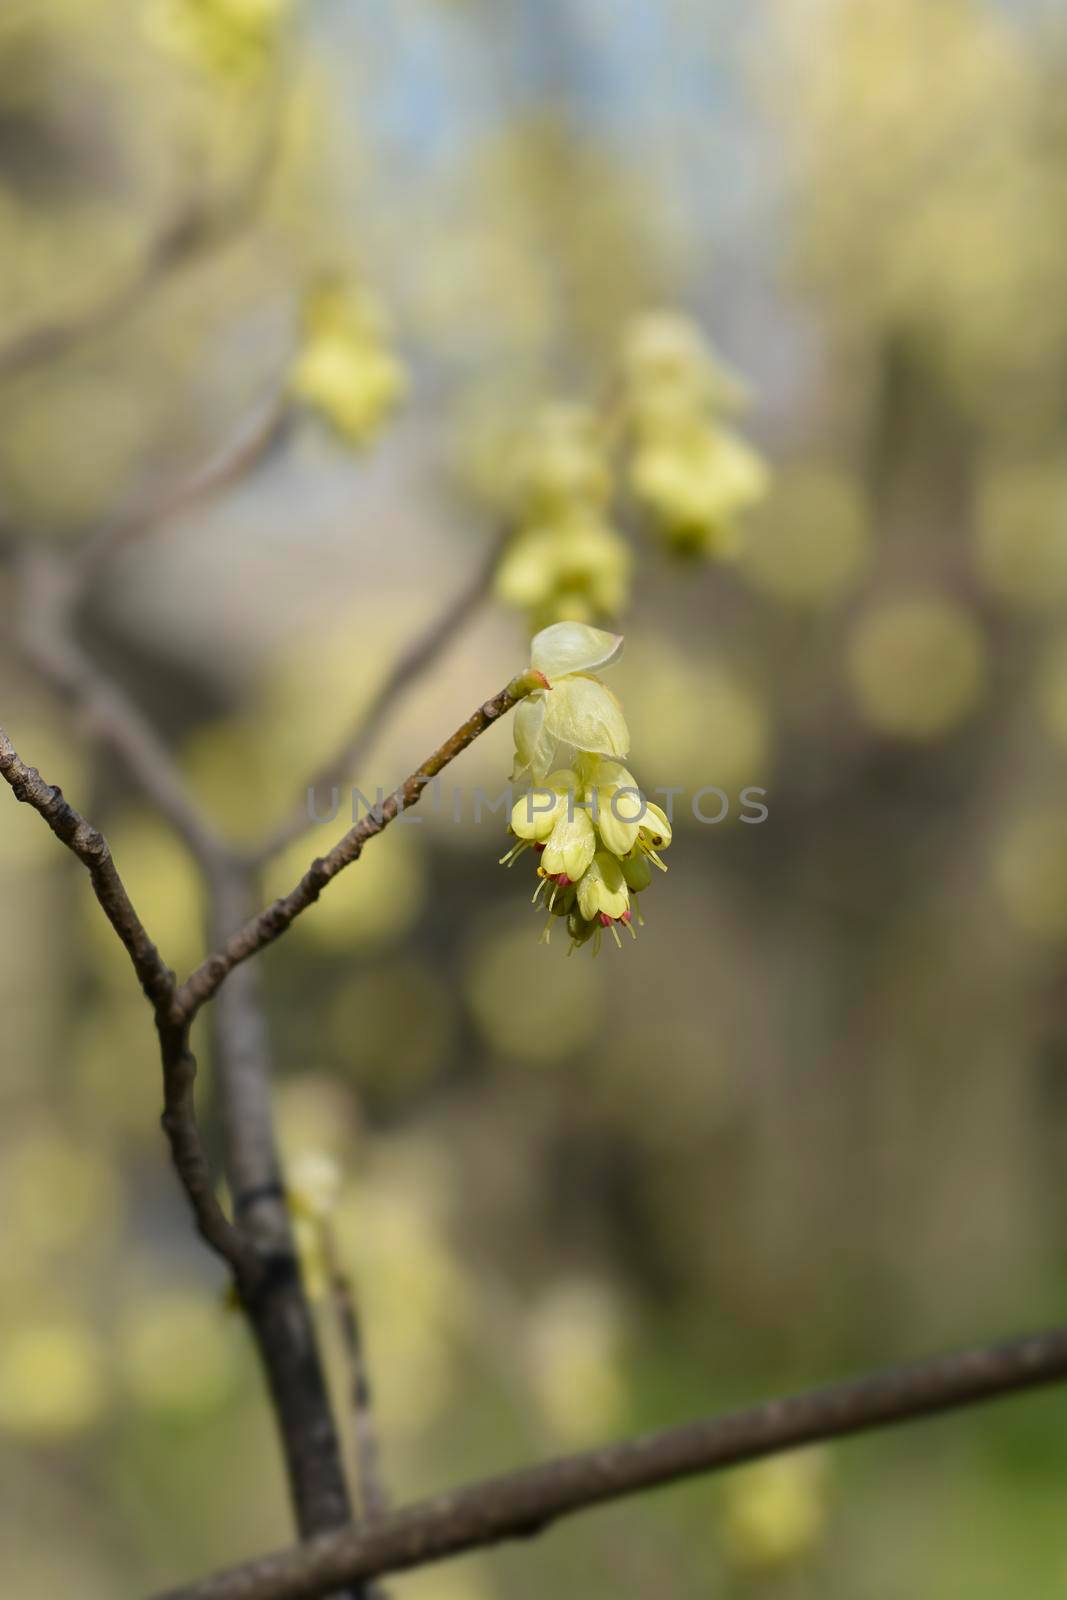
[620,310,769,558]
[524,1281,629,1444]
[276,1075,361,1165]
[994,809,1067,943]
[619,638,772,797]
[0,1317,108,1438]
[975,464,1067,612]
[291,280,406,446]
[720,1449,831,1573]
[847,594,986,739]
[287,1151,343,1221]
[464,916,602,1061]
[495,404,631,629]
[0,1124,122,1258]
[741,464,872,607]
[119,1290,236,1417]
[146,0,292,78]
[333,1170,470,1433]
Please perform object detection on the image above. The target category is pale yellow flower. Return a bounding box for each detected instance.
[620,310,769,559]
[291,281,405,446]
[500,624,672,952]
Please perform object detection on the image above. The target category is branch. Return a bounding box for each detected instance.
[210,863,364,1572]
[76,391,293,586]
[0,726,252,1277]
[16,548,230,871]
[0,89,285,381]
[254,527,509,864]
[320,1222,389,1523]
[154,1322,1067,1600]
[179,670,541,1018]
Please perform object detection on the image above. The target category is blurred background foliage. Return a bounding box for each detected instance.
[3,0,1067,1595]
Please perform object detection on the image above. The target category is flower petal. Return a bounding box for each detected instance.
[576,851,630,921]
[530,621,624,681]
[511,694,558,782]
[544,675,630,761]
[639,802,673,849]
[542,809,596,881]
[596,784,644,857]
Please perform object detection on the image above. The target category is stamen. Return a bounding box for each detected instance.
[609,922,622,949]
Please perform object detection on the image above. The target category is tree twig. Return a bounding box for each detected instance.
[179,669,543,1019]
[153,1321,1067,1600]
[15,547,230,871]
[0,83,286,381]
[77,392,294,586]
[0,725,253,1277]
[210,862,364,1576]
[254,527,509,865]
[320,1223,389,1523]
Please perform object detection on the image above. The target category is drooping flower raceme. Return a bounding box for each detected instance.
[620,311,768,559]
[291,281,406,446]
[494,405,631,631]
[501,622,671,952]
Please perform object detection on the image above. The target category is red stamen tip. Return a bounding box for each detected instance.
[556,874,572,887]
[620,909,632,922]
[599,912,613,926]
[534,841,546,853]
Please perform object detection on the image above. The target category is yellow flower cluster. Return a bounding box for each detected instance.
[621,311,768,558]
[147,0,291,78]
[494,404,631,632]
[291,281,406,447]
[501,623,671,952]
[492,314,767,630]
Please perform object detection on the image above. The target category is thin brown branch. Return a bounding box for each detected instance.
[0,725,253,1277]
[320,1222,389,1523]
[154,1322,1067,1600]
[254,527,509,864]
[179,669,543,1019]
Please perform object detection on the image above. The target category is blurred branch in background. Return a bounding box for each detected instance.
[319,1219,390,1523]
[255,526,510,863]
[77,387,294,587]
[0,67,286,381]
